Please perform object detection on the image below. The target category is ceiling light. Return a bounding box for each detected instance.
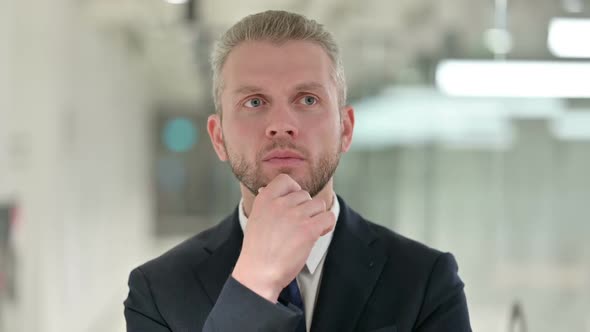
[436,60,590,98]
[548,18,590,58]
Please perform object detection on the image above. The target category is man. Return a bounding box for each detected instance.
[124,10,471,332]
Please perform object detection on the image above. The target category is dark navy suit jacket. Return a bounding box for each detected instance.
[124,196,471,331]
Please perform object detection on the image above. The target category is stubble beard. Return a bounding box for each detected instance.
[224,139,341,198]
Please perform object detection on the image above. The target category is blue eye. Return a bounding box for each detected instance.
[299,96,317,106]
[244,97,264,108]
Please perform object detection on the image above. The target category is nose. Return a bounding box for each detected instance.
[265,107,299,139]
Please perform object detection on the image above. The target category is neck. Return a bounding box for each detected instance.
[241,178,335,218]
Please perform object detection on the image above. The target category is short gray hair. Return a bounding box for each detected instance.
[210,10,347,114]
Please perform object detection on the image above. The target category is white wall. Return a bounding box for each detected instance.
[2,1,155,331]
[0,0,17,202]
[337,120,590,332]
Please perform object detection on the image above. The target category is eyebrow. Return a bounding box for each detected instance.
[231,82,329,96]
[293,82,329,94]
[232,85,263,95]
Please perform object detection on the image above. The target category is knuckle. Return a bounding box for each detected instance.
[279,173,294,184]
[328,211,336,222]
[302,222,317,239]
[313,200,325,211]
[256,189,267,200]
[276,196,290,208]
[318,211,334,225]
[297,190,311,201]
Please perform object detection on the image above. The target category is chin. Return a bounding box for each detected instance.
[262,170,308,188]
[263,167,300,178]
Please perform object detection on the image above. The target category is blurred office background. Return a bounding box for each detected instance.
[1,0,589,331]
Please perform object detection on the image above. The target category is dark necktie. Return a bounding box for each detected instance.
[279,279,306,332]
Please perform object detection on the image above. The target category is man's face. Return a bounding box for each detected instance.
[207,40,354,197]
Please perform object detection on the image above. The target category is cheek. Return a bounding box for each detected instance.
[319,118,341,140]
[224,114,264,137]
[221,117,244,141]
[308,122,341,154]
[223,125,260,157]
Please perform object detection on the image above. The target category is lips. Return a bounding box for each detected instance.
[262,149,305,161]
[262,149,306,168]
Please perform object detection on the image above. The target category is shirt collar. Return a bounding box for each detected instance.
[238,193,340,275]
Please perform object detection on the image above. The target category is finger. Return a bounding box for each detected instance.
[296,197,326,219]
[280,190,312,207]
[309,211,337,237]
[263,174,301,199]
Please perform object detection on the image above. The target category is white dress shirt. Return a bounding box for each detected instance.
[238,193,340,332]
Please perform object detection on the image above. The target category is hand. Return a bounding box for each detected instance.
[231,174,336,303]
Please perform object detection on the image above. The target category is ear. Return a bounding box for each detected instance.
[340,105,355,153]
[207,113,228,161]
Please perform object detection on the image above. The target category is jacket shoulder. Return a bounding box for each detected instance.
[362,217,451,284]
[367,218,442,260]
[135,217,233,278]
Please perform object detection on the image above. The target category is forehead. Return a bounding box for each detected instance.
[221,40,335,94]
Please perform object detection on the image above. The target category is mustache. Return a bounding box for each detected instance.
[258,139,309,159]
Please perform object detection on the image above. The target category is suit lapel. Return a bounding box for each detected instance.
[190,197,388,331]
[311,196,388,332]
[193,208,244,305]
